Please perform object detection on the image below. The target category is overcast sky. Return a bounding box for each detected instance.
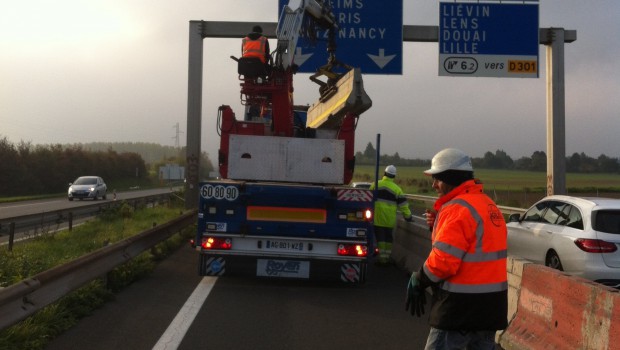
[1,0,619,160]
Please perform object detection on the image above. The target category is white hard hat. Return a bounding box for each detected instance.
[385,165,397,176]
[424,148,473,175]
[385,165,396,176]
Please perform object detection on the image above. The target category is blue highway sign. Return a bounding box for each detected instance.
[438,2,539,78]
[278,0,403,75]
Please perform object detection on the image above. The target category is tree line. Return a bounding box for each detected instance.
[0,137,148,197]
[73,141,214,180]
[0,138,215,197]
[355,143,620,173]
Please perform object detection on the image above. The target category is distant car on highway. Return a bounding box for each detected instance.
[351,182,372,189]
[68,176,107,201]
[507,195,620,288]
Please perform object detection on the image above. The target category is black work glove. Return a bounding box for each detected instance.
[405,273,426,317]
[405,215,413,222]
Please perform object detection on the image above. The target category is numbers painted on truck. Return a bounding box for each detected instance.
[200,184,239,201]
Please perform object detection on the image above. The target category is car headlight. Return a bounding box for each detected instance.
[89,187,95,192]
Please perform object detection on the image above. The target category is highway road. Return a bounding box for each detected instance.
[44,244,431,350]
[0,187,180,220]
[0,187,182,244]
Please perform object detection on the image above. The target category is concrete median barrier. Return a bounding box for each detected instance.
[498,263,620,350]
[392,219,431,273]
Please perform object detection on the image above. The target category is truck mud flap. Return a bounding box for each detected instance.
[339,263,367,283]
[199,255,227,276]
[200,254,367,283]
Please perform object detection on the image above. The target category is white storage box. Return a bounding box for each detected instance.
[228,134,345,184]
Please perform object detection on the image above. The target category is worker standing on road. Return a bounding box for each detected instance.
[370,165,413,265]
[405,148,508,350]
[242,25,270,65]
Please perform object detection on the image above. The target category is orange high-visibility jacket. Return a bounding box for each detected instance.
[420,179,508,330]
[242,36,268,63]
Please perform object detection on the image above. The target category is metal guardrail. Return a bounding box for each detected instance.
[405,194,526,216]
[0,193,176,250]
[0,209,197,330]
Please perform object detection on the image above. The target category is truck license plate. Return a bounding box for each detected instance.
[257,259,310,278]
[264,240,304,251]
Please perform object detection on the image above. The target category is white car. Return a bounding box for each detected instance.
[68,176,107,201]
[507,195,620,288]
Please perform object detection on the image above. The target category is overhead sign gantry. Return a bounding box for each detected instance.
[184,7,575,208]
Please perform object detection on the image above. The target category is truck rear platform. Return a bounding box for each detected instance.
[196,180,374,283]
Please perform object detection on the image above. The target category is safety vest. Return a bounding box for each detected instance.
[242,36,267,63]
[420,179,508,330]
[424,179,507,293]
[370,176,411,228]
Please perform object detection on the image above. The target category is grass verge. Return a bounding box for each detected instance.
[0,200,195,350]
[352,165,620,207]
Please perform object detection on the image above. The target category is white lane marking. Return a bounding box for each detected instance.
[152,276,218,350]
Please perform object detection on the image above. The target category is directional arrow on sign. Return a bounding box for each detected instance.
[293,48,313,67]
[367,49,396,69]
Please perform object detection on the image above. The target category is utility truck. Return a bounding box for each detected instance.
[195,0,373,282]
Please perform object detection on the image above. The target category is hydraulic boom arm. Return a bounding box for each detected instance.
[275,0,337,70]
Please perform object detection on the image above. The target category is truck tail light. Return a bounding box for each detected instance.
[574,238,617,253]
[202,236,232,250]
[337,243,367,257]
[346,209,372,222]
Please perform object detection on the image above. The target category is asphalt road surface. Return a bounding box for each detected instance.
[45,245,431,350]
[0,187,180,220]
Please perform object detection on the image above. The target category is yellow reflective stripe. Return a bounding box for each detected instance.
[247,206,326,223]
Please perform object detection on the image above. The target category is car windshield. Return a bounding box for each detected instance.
[593,210,620,234]
[74,177,97,185]
[522,202,549,222]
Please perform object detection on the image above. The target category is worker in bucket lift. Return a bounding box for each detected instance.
[242,25,271,66]
[405,148,507,350]
[370,165,413,265]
